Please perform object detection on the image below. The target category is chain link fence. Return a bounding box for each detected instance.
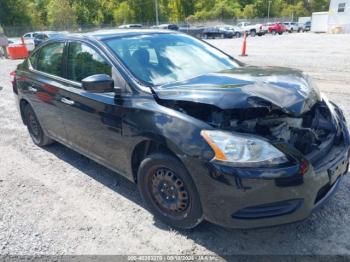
[2,16,299,38]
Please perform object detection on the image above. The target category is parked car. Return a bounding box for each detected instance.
[151,24,179,30]
[13,30,350,229]
[267,22,286,35]
[118,24,143,29]
[33,31,67,47]
[23,32,37,40]
[304,21,311,32]
[178,25,205,38]
[283,22,299,33]
[236,21,267,37]
[202,26,235,39]
[221,25,245,38]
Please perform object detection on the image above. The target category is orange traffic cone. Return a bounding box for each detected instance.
[240,32,248,56]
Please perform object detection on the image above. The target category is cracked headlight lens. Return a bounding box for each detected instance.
[201,130,288,166]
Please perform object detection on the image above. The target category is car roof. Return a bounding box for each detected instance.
[58,29,178,41]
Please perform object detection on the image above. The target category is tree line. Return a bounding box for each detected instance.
[0,0,330,29]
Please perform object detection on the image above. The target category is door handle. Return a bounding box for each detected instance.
[61,97,75,105]
[28,86,37,93]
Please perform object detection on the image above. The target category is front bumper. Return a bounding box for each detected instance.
[182,106,350,229]
[184,145,348,229]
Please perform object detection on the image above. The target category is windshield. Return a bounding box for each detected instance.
[103,33,239,86]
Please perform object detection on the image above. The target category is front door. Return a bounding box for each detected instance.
[58,41,130,176]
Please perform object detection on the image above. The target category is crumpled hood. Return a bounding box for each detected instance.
[153,66,320,116]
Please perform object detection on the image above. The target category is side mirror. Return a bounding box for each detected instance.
[81,74,114,93]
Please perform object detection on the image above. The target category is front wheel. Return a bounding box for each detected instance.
[24,104,54,146]
[250,30,256,37]
[137,153,203,229]
[271,29,277,35]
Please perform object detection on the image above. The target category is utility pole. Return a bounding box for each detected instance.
[267,1,272,22]
[154,0,159,26]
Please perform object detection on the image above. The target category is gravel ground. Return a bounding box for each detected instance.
[1,33,350,257]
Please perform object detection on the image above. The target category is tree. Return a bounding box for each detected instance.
[242,4,256,18]
[113,2,135,24]
[0,0,32,26]
[47,0,77,30]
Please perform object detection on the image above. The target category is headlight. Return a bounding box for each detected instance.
[201,130,288,166]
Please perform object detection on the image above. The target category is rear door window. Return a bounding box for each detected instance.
[36,42,65,77]
[67,42,111,82]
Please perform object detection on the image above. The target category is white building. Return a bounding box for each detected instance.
[328,0,350,33]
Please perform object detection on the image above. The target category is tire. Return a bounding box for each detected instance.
[290,28,294,33]
[271,29,277,35]
[220,33,224,39]
[234,32,241,38]
[278,31,283,35]
[250,30,256,37]
[24,104,54,147]
[203,34,208,39]
[137,153,203,229]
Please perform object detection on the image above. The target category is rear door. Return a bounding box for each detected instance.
[20,41,68,141]
[58,40,130,175]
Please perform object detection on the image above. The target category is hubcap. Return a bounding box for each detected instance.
[150,168,189,215]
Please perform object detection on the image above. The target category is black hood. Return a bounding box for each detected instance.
[153,66,320,116]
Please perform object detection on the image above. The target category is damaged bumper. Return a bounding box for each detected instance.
[183,104,350,229]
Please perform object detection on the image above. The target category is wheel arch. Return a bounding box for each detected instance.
[131,138,185,183]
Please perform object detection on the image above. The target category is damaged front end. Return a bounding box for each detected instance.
[154,67,350,169]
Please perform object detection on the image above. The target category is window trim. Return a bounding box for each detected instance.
[66,40,113,85]
[34,40,66,78]
[28,38,135,94]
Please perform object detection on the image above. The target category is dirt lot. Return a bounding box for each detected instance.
[1,33,350,257]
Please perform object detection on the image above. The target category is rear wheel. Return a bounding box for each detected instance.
[234,32,241,38]
[271,29,277,35]
[250,30,256,37]
[137,153,203,229]
[24,104,54,146]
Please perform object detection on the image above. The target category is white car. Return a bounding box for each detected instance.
[236,22,267,37]
[283,22,300,33]
[220,25,245,37]
[22,32,37,52]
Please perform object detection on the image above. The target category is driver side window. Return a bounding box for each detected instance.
[67,42,112,82]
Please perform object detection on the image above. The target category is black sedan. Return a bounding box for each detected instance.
[12,29,349,229]
[202,26,237,39]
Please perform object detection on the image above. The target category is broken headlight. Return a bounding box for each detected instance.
[201,130,288,166]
